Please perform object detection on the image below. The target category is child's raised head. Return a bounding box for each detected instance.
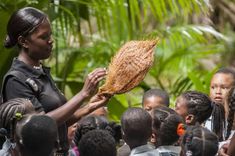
[175,91,212,125]
[142,89,170,112]
[210,68,235,105]
[121,107,152,149]
[151,106,184,147]
[181,125,218,156]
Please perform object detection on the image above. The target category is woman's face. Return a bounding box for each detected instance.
[25,18,53,61]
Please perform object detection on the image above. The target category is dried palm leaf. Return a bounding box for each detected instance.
[99,39,159,96]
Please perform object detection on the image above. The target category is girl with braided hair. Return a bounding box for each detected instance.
[181,125,218,156]
[175,90,225,141]
[0,98,35,156]
[151,106,184,155]
[207,68,235,141]
[175,91,213,125]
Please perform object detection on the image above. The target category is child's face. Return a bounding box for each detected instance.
[210,73,234,105]
[175,96,188,121]
[143,96,165,112]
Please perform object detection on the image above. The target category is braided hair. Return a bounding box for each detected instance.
[211,102,226,141]
[226,87,235,139]
[0,98,34,147]
[181,91,213,124]
[182,125,218,156]
[152,106,184,147]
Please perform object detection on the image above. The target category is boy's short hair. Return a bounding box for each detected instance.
[121,107,152,145]
[78,129,116,156]
[142,89,170,107]
[16,115,58,156]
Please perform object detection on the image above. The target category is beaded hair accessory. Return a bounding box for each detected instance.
[10,113,23,141]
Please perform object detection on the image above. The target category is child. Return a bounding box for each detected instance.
[181,125,218,156]
[121,108,156,156]
[151,106,183,155]
[78,129,116,156]
[0,98,35,155]
[175,91,213,125]
[142,89,170,112]
[74,115,121,146]
[210,68,235,107]
[15,114,58,156]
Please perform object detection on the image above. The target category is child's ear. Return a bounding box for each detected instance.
[185,114,195,125]
[121,129,127,142]
[150,133,157,144]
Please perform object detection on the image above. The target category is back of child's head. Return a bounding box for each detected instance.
[74,115,121,146]
[121,107,152,148]
[181,91,213,124]
[142,88,170,107]
[16,114,58,156]
[0,98,34,148]
[182,125,218,156]
[152,106,184,146]
[78,129,116,156]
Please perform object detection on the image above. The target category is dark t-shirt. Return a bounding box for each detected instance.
[2,58,69,152]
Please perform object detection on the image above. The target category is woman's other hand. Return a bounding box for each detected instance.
[87,94,112,111]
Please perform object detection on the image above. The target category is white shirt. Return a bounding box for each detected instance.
[130,144,158,156]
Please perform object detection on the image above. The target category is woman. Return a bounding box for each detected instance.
[2,7,109,155]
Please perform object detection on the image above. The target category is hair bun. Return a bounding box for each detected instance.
[4,35,17,48]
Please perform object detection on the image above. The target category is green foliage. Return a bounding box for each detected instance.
[0,0,232,122]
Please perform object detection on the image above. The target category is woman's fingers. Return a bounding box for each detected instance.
[87,68,106,84]
[88,68,106,79]
[82,68,107,97]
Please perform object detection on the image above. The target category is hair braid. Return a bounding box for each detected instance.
[0,98,34,148]
[226,88,235,139]
[182,91,212,124]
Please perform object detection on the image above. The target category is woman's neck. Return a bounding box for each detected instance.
[18,50,40,67]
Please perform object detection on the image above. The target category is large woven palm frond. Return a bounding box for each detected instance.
[99,40,159,96]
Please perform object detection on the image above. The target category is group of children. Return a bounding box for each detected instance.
[0,67,235,156]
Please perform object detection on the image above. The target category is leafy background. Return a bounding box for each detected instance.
[0,0,235,122]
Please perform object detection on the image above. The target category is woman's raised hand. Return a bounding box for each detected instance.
[81,68,107,98]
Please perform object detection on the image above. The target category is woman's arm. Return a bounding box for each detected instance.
[66,94,111,126]
[46,68,107,125]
